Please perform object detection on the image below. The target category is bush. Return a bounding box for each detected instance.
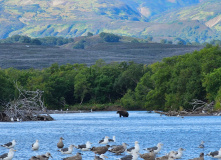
[99,32,121,42]
[31,39,42,45]
[73,40,85,49]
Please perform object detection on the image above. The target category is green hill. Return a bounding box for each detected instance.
[0,0,220,43]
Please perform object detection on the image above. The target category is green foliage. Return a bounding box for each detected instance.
[0,70,15,103]
[160,39,167,44]
[0,35,74,46]
[203,68,221,101]
[73,40,85,49]
[215,88,221,110]
[31,38,42,45]
[120,89,139,110]
[99,32,121,42]
[87,32,93,37]
[2,46,221,111]
[131,39,139,43]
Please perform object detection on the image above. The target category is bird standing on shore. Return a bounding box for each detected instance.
[0,148,16,160]
[189,153,204,160]
[173,148,185,159]
[199,141,204,148]
[91,145,110,155]
[99,136,109,144]
[94,154,108,160]
[57,137,64,148]
[63,152,82,160]
[1,140,16,149]
[109,143,128,155]
[143,143,163,154]
[36,152,52,160]
[75,141,92,151]
[155,151,176,160]
[207,148,221,158]
[109,136,116,142]
[59,145,74,154]
[118,150,138,160]
[139,150,155,160]
[32,140,39,150]
[127,141,140,154]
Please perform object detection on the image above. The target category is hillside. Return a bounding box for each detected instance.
[0,0,220,42]
[0,42,203,69]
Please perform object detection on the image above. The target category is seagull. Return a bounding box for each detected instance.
[207,148,221,158]
[189,153,204,160]
[173,148,185,159]
[32,140,39,150]
[1,140,16,149]
[155,151,177,160]
[139,150,155,160]
[29,156,40,160]
[108,136,116,142]
[63,152,83,160]
[59,145,75,154]
[127,141,140,154]
[143,143,163,154]
[117,150,138,160]
[109,143,128,155]
[99,136,109,144]
[36,152,52,160]
[75,141,92,151]
[57,137,64,148]
[0,148,16,160]
[94,154,108,160]
[10,117,14,122]
[199,141,204,148]
[91,145,110,155]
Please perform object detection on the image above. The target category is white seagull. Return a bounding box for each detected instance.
[94,154,108,160]
[207,148,221,158]
[199,141,204,148]
[1,140,16,149]
[75,141,92,151]
[109,136,116,142]
[127,141,140,154]
[0,148,16,160]
[59,145,74,154]
[32,140,39,150]
[99,136,109,144]
[172,148,185,159]
[36,152,52,160]
[143,143,163,154]
[118,150,138,160]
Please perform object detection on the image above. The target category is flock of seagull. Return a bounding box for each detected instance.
[0,137,221,160]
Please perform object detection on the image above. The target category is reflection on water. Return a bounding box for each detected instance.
[0,111,221,159]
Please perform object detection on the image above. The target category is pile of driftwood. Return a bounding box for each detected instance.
[155,99,220,116]
[0,85,53,122]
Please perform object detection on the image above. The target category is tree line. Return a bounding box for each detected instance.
[1,45,221,111]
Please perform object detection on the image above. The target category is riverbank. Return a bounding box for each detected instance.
[154,110,221,116]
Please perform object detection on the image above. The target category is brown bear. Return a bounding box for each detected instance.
[116,111,129,117]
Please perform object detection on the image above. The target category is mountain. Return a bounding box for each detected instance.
[0,0,220,43]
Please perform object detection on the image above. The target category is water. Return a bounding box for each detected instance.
[0,111,221,160]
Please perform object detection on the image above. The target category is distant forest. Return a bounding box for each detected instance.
[1,45,221,111]
[1,34,221,47]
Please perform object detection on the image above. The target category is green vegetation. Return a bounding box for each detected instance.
[99,32,121,42]
[0,35,74,46]
[1,46,221,111]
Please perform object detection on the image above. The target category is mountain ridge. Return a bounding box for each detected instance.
[0,0,220,43]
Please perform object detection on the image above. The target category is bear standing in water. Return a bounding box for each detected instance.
[117,111,129,117]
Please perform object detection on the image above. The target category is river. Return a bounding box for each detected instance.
[0,111,220,159]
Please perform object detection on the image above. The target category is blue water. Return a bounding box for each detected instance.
[0,111,221,160]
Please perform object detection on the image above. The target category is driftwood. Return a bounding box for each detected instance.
[0,84,53,122]
[155,99,220,116]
